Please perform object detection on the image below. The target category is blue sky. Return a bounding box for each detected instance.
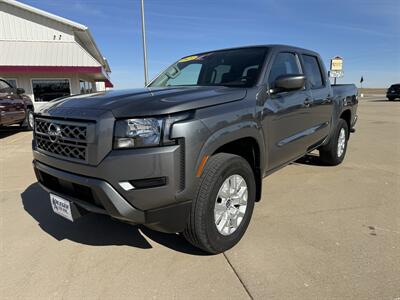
[24,0,399,88]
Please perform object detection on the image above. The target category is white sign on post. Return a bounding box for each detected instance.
[329,56,344,78]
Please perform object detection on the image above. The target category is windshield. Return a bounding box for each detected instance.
[149,48,268,88]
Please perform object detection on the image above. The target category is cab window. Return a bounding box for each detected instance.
[302,55,324,89]
[268,53,301,88]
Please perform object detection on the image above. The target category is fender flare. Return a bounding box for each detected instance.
[195,121,266,174]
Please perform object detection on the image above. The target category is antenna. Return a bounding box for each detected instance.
[140,0,149,86]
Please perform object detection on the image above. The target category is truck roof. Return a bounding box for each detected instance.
[188,44,320,58]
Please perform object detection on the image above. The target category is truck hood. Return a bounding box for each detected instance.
[38,86,247,118]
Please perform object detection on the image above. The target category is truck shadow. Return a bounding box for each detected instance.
[21,183,207,256]
[0,126,26,139]
[293,153,328,166]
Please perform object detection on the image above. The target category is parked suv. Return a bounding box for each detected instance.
[387,84,400,101]
[32,45,358,254]
[0,78,34,130]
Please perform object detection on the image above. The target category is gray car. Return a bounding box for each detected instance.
[32,45,358,254]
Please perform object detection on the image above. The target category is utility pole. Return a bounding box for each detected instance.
[140,0,149,86]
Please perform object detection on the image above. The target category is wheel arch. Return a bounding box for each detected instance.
[196,122,265,202]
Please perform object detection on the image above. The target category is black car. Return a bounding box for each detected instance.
[0,78,34,130]
[387,84,400,101]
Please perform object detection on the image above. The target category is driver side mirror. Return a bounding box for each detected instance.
[270,74,306,94]
[16,88,25,95]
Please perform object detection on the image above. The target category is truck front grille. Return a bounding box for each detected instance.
[35,118,89,162]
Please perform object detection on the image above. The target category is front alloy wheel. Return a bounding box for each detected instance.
[214,175,248,236]
[184,153,256,254]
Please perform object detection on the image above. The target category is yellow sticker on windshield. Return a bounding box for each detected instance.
[179,55,198,63]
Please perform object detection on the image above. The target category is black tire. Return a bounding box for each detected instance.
[183,153,256,254]
[319,119,349,166]
[388,97,395,101]
[21,109,34,131]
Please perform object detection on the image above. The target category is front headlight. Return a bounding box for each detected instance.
[114,118,163,149]
[114,113,192,149]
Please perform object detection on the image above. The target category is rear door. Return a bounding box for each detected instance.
[300,54,333,144]
[262,52,313,170]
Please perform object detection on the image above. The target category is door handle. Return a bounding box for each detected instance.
[304,98,312,107]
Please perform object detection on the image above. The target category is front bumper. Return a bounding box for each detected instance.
[33,143,185,211]
[33,160,191,233]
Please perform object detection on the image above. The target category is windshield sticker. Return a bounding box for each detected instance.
[197,53,213,60]
[179,55,198,63]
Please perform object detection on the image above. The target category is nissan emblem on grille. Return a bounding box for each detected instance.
[47,123,62,142]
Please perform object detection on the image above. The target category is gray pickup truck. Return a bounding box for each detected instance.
[32,45,358,254]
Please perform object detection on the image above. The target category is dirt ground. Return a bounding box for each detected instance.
[1,95,399,299]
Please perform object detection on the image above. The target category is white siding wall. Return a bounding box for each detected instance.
[0,2,74,41]
[0,1,110,108]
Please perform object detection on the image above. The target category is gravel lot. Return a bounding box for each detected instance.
[1,96,399,299]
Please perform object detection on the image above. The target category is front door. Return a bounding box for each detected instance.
[261,52,313,170]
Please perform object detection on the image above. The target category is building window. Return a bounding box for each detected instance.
[32,79,70,102]
[5,79,17,88]
[80,80,94,94]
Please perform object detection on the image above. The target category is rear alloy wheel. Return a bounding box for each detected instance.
[319,119,349,166]
[184,153,255,254]
[21,109,34,131]
[337,128,346,158]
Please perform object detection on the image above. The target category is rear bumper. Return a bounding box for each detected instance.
[33,160,191,233]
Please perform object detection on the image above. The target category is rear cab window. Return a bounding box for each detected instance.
[301,55,324,89]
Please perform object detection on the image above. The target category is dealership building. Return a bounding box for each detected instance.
[0,0,112,107]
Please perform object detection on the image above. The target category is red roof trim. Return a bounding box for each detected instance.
[0,66,103,73]
[104,79,114,88]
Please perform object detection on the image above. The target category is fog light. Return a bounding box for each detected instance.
[119,181,135,191]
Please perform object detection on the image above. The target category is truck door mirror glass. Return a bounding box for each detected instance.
[271,74,306,93]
